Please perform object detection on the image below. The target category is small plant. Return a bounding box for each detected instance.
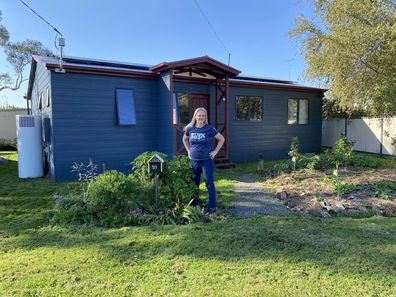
[320,174,358,197]
[326,134,354,170]
[320,175,335,185]
[273,161,292,175]
[71,160,98,203]
[256,159,265,175]
[334,182,358,195]
[300,153,322,170]
[325,135,354,198]
[148,204,184,225]
[181,200,206,224]
[125,208,149,225]
[288,136,301,170]
[369,180,396,200]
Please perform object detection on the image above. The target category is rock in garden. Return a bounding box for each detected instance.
[335,202,345,211]
[276,190,288,200]
[0,157,9,164]
[347,195,358,200]
[321,210,332,218]
[320,201,332,212]
[287,201,297,208]
[373,204,385,210]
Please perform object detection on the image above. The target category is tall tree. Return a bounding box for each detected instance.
[289,0,396,115]
[0,10,52,92]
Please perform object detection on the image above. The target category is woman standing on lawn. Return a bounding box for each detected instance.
[182,107,225,213]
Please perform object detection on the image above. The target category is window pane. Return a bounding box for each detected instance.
[288,99,298,124]
[236,96,249,120]
[177,93,189,124]
[299,99,309,124]
[46,88,50,107]
[38,93,43,110]
[116,89,136,125]
[250,96,263,120]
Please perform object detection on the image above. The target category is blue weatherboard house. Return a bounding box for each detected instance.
[26,55,324,180]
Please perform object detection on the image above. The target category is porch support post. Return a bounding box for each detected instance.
[169,69,176,157]
[224,74,229,158]
[215,76,229,158]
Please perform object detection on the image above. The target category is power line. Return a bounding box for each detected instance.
[18,0,62,35]
[192,0,231,64]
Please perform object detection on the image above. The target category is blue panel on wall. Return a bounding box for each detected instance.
[116,89,136,125]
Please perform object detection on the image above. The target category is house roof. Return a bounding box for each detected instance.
[27,55,325,99]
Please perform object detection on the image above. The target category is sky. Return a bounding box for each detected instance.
[0,0,316,107]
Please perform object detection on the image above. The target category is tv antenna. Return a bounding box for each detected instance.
[18,0,65,72]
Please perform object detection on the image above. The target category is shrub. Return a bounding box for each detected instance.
[300,153,324,170]
[351,154,382,168]
[52,168,152,227]
[131,152,198,210]
[160,155,199,208]
[51,195,90,225]
[0,138,17,151]
[87,171,149,226]
[131,151,167,182]
[273,161,292,175]
[326,135,354,170]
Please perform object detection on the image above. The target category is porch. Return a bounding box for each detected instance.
[150,56,240,164]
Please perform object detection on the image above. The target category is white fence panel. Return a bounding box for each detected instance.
[322,118,346,147]
[322,117,396,156]
[0,109,28,140]
[383,118,396,156]
[347,118,381,154]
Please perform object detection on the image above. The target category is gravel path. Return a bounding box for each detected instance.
[231,174,290,217]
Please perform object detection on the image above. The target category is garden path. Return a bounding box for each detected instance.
[231,173,290,217]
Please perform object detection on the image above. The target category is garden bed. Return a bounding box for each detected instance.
[264,166,396,217]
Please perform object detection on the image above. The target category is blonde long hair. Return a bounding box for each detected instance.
[183,107,209,131]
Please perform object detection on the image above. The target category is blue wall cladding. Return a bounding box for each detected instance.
[51,72,158,180]
[228,86,322,162]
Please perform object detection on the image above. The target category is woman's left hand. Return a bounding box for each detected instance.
[209,150,218,159]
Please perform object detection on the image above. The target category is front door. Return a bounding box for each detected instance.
[174,93,210,155]
[189,93,210,121]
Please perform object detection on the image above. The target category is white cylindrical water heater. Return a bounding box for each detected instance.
[16,115,43,178]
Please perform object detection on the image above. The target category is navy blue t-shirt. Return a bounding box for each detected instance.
[185,124,218,160]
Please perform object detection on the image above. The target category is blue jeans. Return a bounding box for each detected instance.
[190,158,216,211]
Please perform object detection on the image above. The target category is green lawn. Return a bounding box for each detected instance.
[1,152,396,296]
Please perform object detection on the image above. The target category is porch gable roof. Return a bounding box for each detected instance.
[149,56,241,78]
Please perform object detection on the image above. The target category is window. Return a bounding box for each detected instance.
[288,99,309,125]
[173,93,189,124]
[236,96,249,120]
[38,92,43,111]
[116,89,136,125]
[46,88,50,107]
[299,99,309,124]
[236,96,263,121]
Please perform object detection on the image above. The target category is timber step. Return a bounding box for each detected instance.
[214,157,236,169]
